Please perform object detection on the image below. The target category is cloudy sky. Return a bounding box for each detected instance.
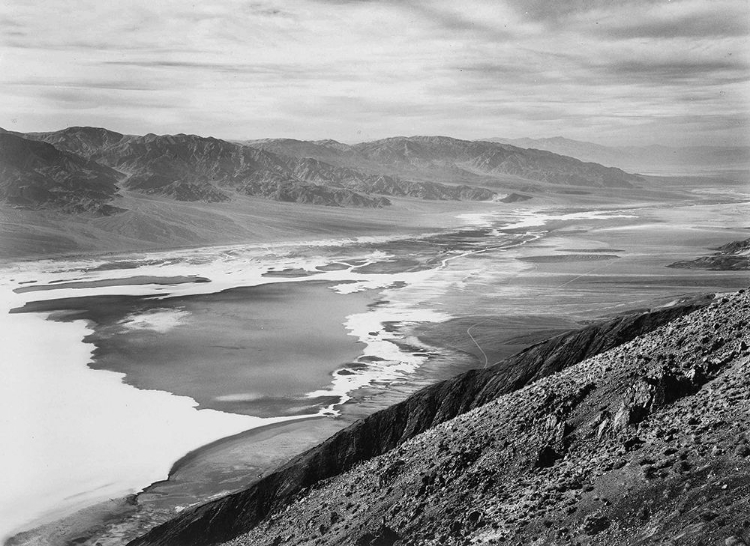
[1,0,748,145]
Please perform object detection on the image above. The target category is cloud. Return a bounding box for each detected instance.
[595,57,749,85]
[593,9,750,40]
[397,2,515,40]
[0,0,746,146]
[6,78,157,92]
[105,60,295,74]
[504,0,670,25]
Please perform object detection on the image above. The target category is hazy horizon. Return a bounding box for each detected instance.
[1,0,748,148]
[5,126,750,151]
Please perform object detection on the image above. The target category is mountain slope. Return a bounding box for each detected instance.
[487,137,627,170]
[222,289,749,546]
[243,138,357,165]
[25,129,497,206]
[257,135,642,189]
[0,132,122,214]
[355,136,639,188]
[127,297,712,546]
[24,126,128,158]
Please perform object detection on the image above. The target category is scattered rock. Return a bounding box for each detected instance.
[582,513,611,535]
[534,444,562,468]
[355,525,401,546]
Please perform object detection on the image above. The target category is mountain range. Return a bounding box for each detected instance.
[0,127,646,214]
[249,135,639,189]
[487,136,750,173]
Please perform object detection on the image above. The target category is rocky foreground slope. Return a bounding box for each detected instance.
[220,290,749,546]
[128,295,735,546]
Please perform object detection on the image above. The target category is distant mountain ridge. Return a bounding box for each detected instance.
[19,128,504,209]
[1,126,646,214]
[251,135,641,189]
[24,129,390,207]
[486,136,750,172]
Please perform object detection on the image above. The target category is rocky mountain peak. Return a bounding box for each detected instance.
[28,126,127,158]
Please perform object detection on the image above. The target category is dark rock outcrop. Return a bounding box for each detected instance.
[128,298,710,546]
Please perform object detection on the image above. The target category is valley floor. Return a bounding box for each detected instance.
[1,180,748,546]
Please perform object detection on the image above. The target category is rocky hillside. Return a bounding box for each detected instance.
[0,132,122,214]
[669,238,750,271]
[217,289,749,546]
[25,126,129,158]
[128,296,718,546]
[229,289,749,546]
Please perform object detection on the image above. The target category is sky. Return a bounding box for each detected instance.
[0,0,748,146]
